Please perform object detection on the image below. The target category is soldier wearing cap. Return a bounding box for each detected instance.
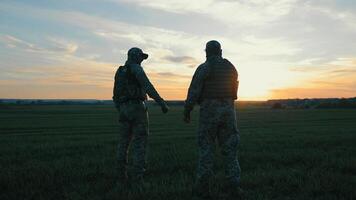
[113,47,169,187]
[184,40,242,198]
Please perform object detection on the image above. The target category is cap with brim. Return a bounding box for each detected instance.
[142,53,148,59]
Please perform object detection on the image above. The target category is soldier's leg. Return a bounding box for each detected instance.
[195,103,219,197]
[217,108,241,186]
[197,126,216,184]
[117,120,133,180]
[130,107,149,180]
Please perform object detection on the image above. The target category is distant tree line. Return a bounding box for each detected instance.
[0,99,185,106]
[0,99,113,105]
[269,98,356,109]
[1,98,355,109]
[315,98,356,109]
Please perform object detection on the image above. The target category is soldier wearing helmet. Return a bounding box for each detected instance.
[184,40,242,198]
[113,47,169,188]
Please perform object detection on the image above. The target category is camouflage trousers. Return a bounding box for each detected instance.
[117,100,148,179]
[197,99,241,186]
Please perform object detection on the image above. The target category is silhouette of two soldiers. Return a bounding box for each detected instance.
[112,40,242,198]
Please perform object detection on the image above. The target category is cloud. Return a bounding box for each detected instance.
[0,35,43,52]
[269,57,356,99]
[270,87,356,99]
[47,37,78,54]
[92,26,206,56]
[0,34,78,54]
[329,69,356,74]
[163,55,198,68]
[145,71,192,100]
[4,57,115,88]
[290,57,356,73]
[1,1,356,100]
[305,2,356,31]
[94,30,147,44]
[21,8,208,64]
[117,0,298,26]
[154,72,191,79]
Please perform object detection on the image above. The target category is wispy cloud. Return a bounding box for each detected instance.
[0,34,78,54]
[163,55,198,68]
[46,37,78,54]
[154,72,191,79]
[290,58,356,73]
[1,35,43,52]
[270,87,356,99]
[269,57,356,99]
[118,0,297,26]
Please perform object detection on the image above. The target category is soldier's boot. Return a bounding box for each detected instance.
[224,178,244,199]
[129,174,148,193]
[192,178,211,199]
[116,162,129,193]
[128,159,148,192]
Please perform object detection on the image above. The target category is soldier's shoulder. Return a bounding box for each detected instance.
[193,62,211,78]
[115,66,124,76]
[196,62,209,71]
[117,65,125,71]
[223,58,234,66]
[224,58,237,70]
[116,65,127,73]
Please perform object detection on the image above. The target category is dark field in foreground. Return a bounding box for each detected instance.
[0,105,355,200]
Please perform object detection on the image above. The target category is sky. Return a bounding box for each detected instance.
[0,0,356,100]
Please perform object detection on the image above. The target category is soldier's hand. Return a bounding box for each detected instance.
[183,109,191,123]
[159,100,169,114]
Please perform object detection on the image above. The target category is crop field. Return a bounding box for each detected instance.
[0,104,355,200]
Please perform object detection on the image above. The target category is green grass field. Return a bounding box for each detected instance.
[0,105,355,200]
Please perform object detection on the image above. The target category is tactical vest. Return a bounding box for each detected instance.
[115,64,146,103]
[201,58,238,100]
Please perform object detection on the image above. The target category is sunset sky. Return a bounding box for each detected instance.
[1,0,356,100]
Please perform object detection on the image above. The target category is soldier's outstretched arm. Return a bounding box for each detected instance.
[131,64,169,113]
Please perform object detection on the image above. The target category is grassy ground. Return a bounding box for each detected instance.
[0,105,355,200]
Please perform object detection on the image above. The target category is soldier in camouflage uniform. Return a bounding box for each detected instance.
[184,40,242,198]
[113,47,169,186]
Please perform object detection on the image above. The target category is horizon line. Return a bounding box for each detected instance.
[1,97,355,102]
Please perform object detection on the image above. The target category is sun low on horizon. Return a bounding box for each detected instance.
[1,0,356,101]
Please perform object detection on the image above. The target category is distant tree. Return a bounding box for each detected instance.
[272,102,284,109]
[339,98,349,108]
[316,102,332,109]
